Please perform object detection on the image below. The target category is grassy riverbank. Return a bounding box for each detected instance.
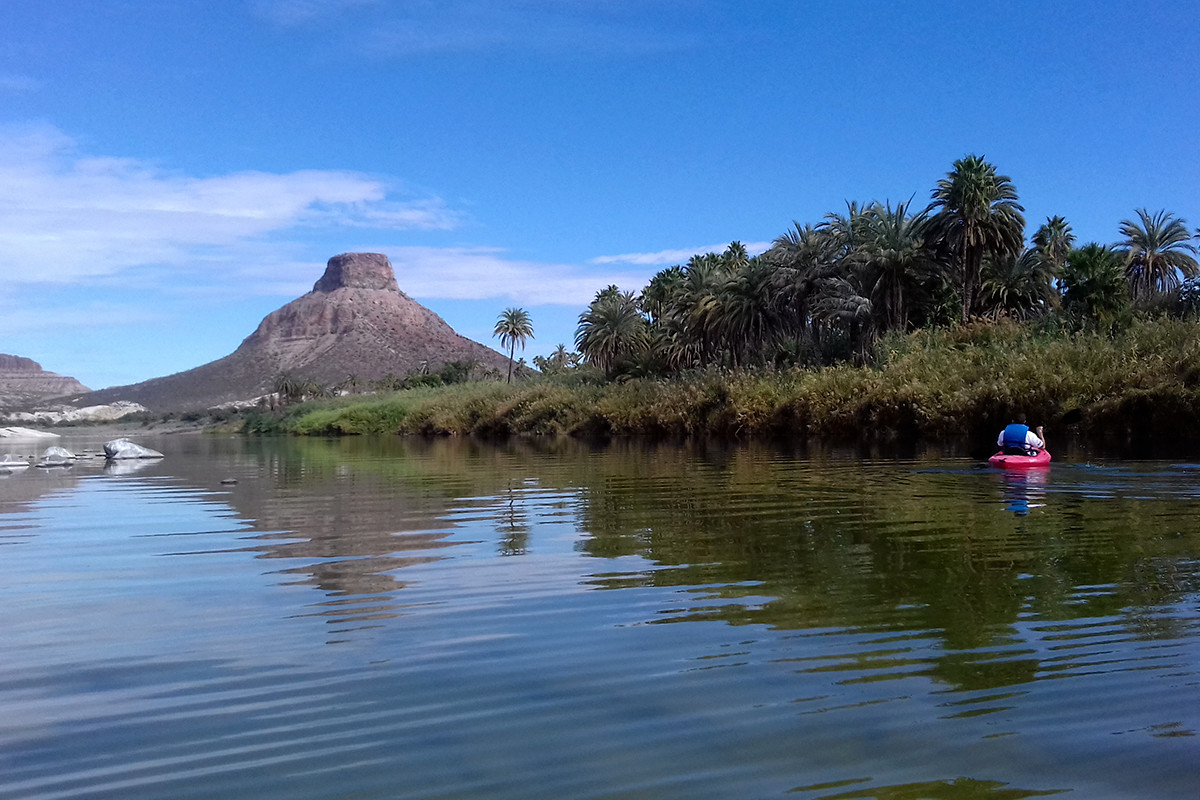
[243,318,1200,446]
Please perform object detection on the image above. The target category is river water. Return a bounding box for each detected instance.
[0,434,1197,799]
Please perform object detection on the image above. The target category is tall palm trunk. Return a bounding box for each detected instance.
[961,238,983,322]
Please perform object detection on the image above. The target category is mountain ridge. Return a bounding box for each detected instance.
[0,354,90,407]
[59,253,515,412]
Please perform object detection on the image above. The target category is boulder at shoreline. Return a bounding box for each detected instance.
[0,427,60,439]
[103,439,165,460]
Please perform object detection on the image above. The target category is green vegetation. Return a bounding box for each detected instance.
[243,155,1200,446]
[564,157,1198,378]
[493,307,534,383]
[250,317,1200,447]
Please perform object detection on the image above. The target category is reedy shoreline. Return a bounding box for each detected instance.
[241,318,1200,450]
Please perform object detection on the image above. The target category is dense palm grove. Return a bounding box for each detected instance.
[249,154,1200,447]
[569,155,1199,377]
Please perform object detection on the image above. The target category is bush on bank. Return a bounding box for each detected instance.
[245,318,1200,445]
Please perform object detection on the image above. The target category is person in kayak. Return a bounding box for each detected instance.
[997,423,1046,455]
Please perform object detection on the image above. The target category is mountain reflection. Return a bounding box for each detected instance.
[173,437,475,607]
[6,433,1198,693]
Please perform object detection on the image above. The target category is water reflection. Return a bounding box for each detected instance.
[101,458,157,476]
[997,467,1048,516]
[496,480,531,556]
[568,448,1200,696]
[2,435,1198,799]
[6,436,1200,672]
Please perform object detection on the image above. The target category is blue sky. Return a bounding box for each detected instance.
[2,1,1197,390]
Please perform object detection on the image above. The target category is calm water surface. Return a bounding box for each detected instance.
[0,435,1197,799]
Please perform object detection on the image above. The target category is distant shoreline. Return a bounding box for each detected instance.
[233,317,1200,458]
[2,418,211,441]
[10,317,1197,461]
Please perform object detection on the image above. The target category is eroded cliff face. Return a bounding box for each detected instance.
[60,253,514,412]
[0,354,89,407]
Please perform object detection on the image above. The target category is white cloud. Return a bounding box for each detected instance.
[0,123,666,324]
[0,122,778,348]
[0,123,459,285]
[590,240,775,267]
[385,246,651,305]
[253,0,703,56]
[250,0,377,27]
[0,73,41,93]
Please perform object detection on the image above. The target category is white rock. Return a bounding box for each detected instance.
[103,439,164,460]
[0,426,60,439]
[37,445,76,468]
[1,402,148,426]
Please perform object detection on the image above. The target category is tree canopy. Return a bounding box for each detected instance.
[494,307,534,383]
[560,156,1196,382]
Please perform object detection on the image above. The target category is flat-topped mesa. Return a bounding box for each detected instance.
[0,354,41,371]
[60,251,514,411]
[0,353,90,405]
[312,252,400,293]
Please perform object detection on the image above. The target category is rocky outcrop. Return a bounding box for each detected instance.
[0,427,60,439]
[104,439,164,460]
[0,355,89,407]
[312,252,400,292]
[3,401,148,425]
[63,253,515,412]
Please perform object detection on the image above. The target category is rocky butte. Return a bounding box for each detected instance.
[67,253,515,412]
[0,354,89,407]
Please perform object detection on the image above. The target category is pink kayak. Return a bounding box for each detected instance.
[989,449,1051,468]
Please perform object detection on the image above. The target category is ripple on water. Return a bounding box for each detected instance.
[1,440,1199,799]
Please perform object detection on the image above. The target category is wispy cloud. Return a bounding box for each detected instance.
[0,120,771,348]
[0,122,668,313]
[0,123,459,285]
[384,245,651,305]
[591,241,774,267]
[0,73,41,93]
[250,0,377,27]
[253,0,705,56]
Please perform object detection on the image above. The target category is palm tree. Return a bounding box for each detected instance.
[641,266,685,323]
[768,221,841,354]
[767,207,887,362]
[678,242,772,367]
[1179,276,1200,318]
[1060,243,1129,331]
[723,240,750,271]
[550,344,571,368]
[928,155,1026,321]
[575,289,646,376]
[1118,209,1199,301]
[272,372,305,406]
[855,201,944,332]
[1031,215,1075,273]
[980,248,1056,320]
[820,201,871,258]
[677,252,729,366]
[713,255,777,367]
[493,307,534,383]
